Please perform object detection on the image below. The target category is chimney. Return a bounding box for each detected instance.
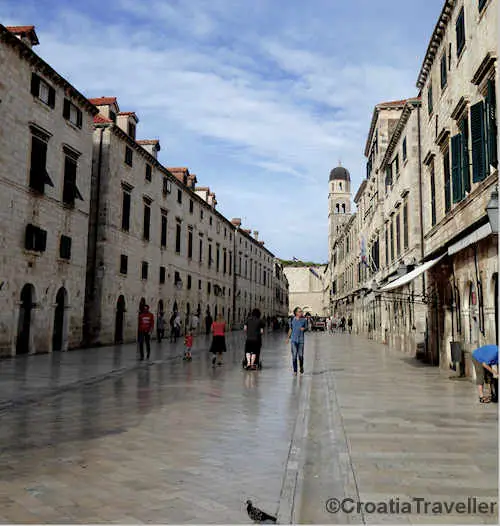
[116,112,139,139]
[6,26,39,48]
[137,140,160,159]
[253,231,259,240]
[231,218,242,227]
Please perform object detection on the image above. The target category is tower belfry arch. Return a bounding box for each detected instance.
[328,164,352,251]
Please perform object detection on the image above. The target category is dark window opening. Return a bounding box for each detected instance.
[120,254,128,274]
[188,230,193,258]
[145,164,152,182]
[122,190,131,232]
[125,146,133,166]
[63,156,83,207]
[456,8,465,57]
[25,224,47,252]
[189,200,194,214]
[29,135,53,194]
[159,266,166,284]
[59,235,72,260]
[63,98,83,128]
[175,223,181,253]
[161,214,167,248]
[143,201,151,241]
[141,261,148,280]
[177,189,182,204]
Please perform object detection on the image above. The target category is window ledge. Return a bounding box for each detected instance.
[57,258,71,264]
[64,119,82,132]
[23,249,42,257]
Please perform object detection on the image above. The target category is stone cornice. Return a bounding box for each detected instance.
[0,24,98,116]
[416,0,455,90]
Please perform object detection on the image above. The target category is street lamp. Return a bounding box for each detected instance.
[486,187,498,234]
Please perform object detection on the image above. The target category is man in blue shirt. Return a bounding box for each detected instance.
[286,307,308,375]
[471,344,498,403]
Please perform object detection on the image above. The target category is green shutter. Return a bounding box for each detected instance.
[471,101,486,182]
[443,150,451,212]
[486,79,498,170]
[460,117,470,194]
[451,134,462,203]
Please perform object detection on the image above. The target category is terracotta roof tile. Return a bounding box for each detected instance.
[137,139,160,145]
[377,99,408,108]
[88,97,117,106]
[93,113,113,124]
[118,111,136,116]
[168,167,189,172]
[6,25,35,33]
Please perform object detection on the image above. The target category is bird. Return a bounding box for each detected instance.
[246,500,277,523]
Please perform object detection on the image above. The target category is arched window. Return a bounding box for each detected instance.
[336,203,339,214]
[342,203,346,213]
[339,182,342,190]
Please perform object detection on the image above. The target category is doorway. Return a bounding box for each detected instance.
[16,284,35,355]
[52,287,67,351]
[115,295,126,343]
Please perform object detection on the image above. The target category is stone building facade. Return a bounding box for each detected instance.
[0,25,98,357]
[417,0,498,370]
[83,98,284,346]
[328,0,498,379]
[284,265,327,316]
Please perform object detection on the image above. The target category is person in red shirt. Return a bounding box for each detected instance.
[210,314,226,367]
[138,305,154,360]
[184,330,193,361]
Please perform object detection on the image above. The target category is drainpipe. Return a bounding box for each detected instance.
[417,104,425,298]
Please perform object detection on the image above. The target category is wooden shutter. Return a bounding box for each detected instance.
[385,165,392,186]
[25,224,35,250]
[159,266,166,284]
[63,98,71,119]
[122,191,131,231]
[35,228,47,252]
[443,149,451,212]
[460,117,470,194]
[143,203,151,240]
[30,73,40,97]
[48,86,56,108]
[60,235,72,260]
[76,108,83,128]
[451,134,462,203]
[486,79,498,170]
[29,136,47,193]
[161,215,167,247]
[471,101,486,182]
[63,157,77,206]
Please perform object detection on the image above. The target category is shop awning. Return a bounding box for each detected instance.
[447,222,492,256]
[379,254,446,292]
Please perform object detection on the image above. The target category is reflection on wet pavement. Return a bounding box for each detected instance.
[0,332,299,523]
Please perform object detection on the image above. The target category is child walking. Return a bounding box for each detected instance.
[184,330,193,361]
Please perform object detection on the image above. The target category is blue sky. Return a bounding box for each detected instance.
[1,0,442,262]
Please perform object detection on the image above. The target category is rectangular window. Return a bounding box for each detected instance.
[471,100,487,182]
[175,224,181,253]
[62,156,83,206]
[120,254,128,275]
[394,154,399,177]
[216,244,220,272]
[390,220,394,262]
[430,163,437,227]
[208,244,212,267]
[128,121,136,139]
[456,8,465,57]
[59,235,72,260]
[25,224,47,252]
[63,99,83,128]
[145,164,152,182]
[188,230,193,258]
[162,177,171,195]
[143,201,151,241]
[177,189,182,204]
[187,275,192,290]
[141,261,148,280]
[486,79,498,171]
[385,164,393,187]
[209,216,213,226]
[396,214,401,257]
[159,266,166,284]
[199,238,203,262]
[229,251,233,276]
[174,271,180,285]
[451,133,463,203]
[31,73,55,108]
[479,0,487,10]
[189,200,194,214]
[198,279,202,290]
[121,190,131,231]
[207,282,211,295]
[428,84,433,115]
[223,249,227,274]
[402,137,407,161]
[161,213,167,248]
[29,135,53,194]
[440,53,447,89]
[109,110,116,123]
[443,148,451,212]
[124,146,133,166]
[403,204,409,250]
[460,116,471,194]
[200,209,204,221]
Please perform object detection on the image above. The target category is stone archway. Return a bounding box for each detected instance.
[115,295,126,344]
[52,287,68,351]
[16,284,36,355]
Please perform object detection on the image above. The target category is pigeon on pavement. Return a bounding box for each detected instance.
[246,500,277,523]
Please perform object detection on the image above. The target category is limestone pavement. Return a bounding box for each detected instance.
[0,331,497,524]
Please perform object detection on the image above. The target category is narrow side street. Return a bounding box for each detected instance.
[0,332,497,524]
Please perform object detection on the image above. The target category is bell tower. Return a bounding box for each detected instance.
[328,163,352,251]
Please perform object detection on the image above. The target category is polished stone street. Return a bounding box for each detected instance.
[0,332,497,524]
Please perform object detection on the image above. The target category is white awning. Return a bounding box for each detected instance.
[379,254,446,292]
[447,223,492,256]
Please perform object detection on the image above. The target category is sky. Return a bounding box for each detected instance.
[1,0,443,262]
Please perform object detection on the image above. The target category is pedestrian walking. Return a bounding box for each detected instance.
[157,311,165,342]
[210,313,226,367]
[341,316,346,332]
[184,330,193,361]
[191,312,199,333]
[244,308,265,370]
[286,307,307,376]
[169,311,177,343]
[348,316,353,334]
[138,305,154,360]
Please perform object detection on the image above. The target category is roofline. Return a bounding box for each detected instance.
[416,0,456,90]
[354,179,367,203]
[380,98,422,169]
[0,24,98,116]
